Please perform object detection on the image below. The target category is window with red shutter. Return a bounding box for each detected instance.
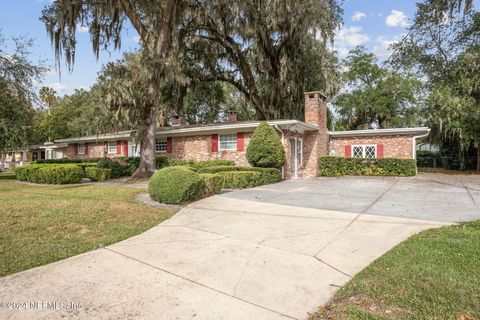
[377,143,384,158]
[167,137,172,153]
[345,145,352,158]
[237,132,244,151]
[211,134,218,152]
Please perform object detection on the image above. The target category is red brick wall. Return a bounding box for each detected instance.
[329,135,414,159]
[65,141,129,159]
[157,133,252,166]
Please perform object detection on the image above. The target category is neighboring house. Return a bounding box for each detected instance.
[39,142,69,160]
[0,145,44,169]
[52,91,430,179]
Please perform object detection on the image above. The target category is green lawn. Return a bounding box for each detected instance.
[310,221,480,320]
[0,172,176,277]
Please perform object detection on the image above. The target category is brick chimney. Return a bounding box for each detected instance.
[171,115,187,126]
[304,91,327,130]
[227,111,238,122]
[302,91,329,178]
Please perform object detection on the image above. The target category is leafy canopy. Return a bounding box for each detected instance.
[334,46,422,130]
[184,0,342,120]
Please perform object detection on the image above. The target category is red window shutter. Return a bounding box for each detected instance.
[345,145,352,158]
[116,141,121,154]
[167,137,172,153]
[85,143,89,155]
[73,144,78,156]
[377,144,384,158]
[211,134,218,152]
[123,141,128,156]
[237,132,244,151]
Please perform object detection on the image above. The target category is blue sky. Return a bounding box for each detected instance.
[0,0,478,96]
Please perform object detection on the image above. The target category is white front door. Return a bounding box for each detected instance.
[289,137,303,178]
[290,138,297,178]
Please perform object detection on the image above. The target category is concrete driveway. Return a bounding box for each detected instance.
[1,173,478,320]
[221,173,480,223]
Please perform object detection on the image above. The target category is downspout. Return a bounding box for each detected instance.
[274,125,285,179]
[412,129,431,173]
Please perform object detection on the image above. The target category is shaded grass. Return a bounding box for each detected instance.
[309,221,480,320]
[0,178,176,277]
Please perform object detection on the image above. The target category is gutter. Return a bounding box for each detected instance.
[412,129,431,159]
[328,127,431,138]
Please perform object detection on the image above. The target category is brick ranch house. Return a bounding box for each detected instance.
[46,91,429,179]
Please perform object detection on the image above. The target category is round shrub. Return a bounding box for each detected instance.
[246,121,286,168]
[148,166,206,204]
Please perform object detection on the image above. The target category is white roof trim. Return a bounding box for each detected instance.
[54,120,318,143]
[328,127,430,137]
[38,142,69,149]
[55,131,133,143]
[156,120,318,136]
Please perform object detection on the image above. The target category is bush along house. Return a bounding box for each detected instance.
[53,91,430,179]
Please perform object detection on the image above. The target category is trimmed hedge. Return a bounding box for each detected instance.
[34,157,236,177]
[85,167,112,181]
[200,173,223,194]
[218,171,263,189]
[77,163,97,177]
[198,166,282,185]
[318,156,417,177]
[148,166,206,204]
[15,164,84,184]
[96,158,130,178]
[33,158,104,164]
[160,158,235,170]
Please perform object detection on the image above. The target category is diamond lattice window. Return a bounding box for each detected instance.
[352,146,364,158]
[365,146,376,158]
[352,145,377,159]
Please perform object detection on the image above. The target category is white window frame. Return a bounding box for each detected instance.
[77,143,85,155]
[155,138,167,153]
[352,144,377,159]
[219,134,237,151]
[107,141,117,154]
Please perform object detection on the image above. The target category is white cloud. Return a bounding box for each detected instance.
[48,82,67,92]
[372,34,404,61]
[352,11,366,22]
[385,10,409,27]
[132,35,141,43]
[333,26,370,57]
[77,24,89,33]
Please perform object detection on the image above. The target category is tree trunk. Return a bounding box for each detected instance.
[132,106,157,179]
[477,146,480,171]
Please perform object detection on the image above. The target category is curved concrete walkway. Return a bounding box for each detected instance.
[0,175,466,320]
